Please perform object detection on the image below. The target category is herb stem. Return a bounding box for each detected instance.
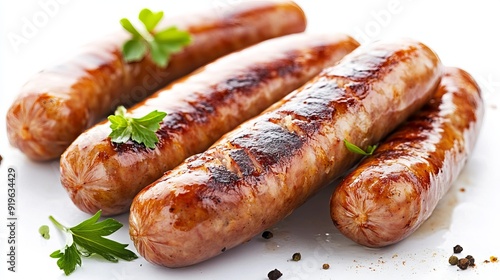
[141,31,154,43]
[49,216,68,232]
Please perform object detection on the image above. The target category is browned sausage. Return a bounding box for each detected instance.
[6,0,307,161]
[59,33,360,216]
[330,67,484,247]
[129,38,442,267]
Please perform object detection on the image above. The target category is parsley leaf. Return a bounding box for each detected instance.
[122,39,148,62]
[120,8,192,67]
[108,105,167,149]
[48,210,138,276]
[50,244,81,276]
[138,9,163,32]
[119,18,142,38]
[344,139,378,156]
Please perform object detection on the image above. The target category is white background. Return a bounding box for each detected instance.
[1,0,500,279]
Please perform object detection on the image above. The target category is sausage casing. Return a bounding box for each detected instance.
[129,38,442,267]
[60,33,360,216]
[330,67,484,247]
[6,0,307,161]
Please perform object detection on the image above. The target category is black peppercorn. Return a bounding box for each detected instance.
[453,245,463,254]
[466,255,475,266]
[262,231,274,239]
[268,269,283,280]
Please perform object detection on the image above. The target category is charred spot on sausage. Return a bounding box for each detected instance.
[207,166,240,188]
[229,149,256,176]
[279,81,338,121]
[230,122,304,167]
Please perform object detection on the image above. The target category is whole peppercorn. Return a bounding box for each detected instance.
[267,269,282,280]
[453,245,463,254]
[457,258,470,270]
[466,255,475,266]
[449,255,459,265]
[292,252,301,261]
[262,231,274,239]
[322,263,330,270]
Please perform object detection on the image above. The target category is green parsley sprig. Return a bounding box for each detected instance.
[120,8,192,67]
[108,105,167,149]
[48,210,138,276]
[344,139,378,156]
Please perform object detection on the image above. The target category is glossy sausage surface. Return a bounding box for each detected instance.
[330,67,484,247]
[129,38,442,267]
[60,33,360,216]
[6,0,306,161]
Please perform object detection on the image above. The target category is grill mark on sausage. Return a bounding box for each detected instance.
[281,79,339,121]
[228,149,258,176]
[327,46,414,81]
[267,75,368,143]
[325,45,417,100]
[207,165,240,189]
[230,122,304,168]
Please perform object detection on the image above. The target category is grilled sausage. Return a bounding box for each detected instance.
[129,38,442,267]
[6,0,307,161]
[60,33,360,216]
[330,67,484,247]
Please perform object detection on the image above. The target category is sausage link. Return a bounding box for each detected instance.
[129,38,442,267]
[330,67,484,247]
[6,0,306,161]
[60,33,360,216]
